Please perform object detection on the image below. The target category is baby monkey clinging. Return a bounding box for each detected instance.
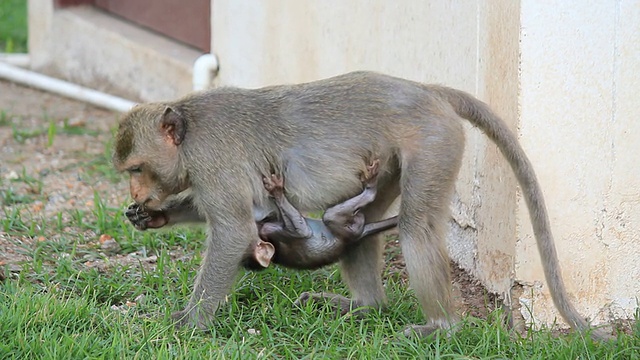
[244,158,398,270]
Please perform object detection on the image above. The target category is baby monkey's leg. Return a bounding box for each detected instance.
[360,216,398,239]
[331,159,380,214]
[322,159,381,236]
[263,174,313,238]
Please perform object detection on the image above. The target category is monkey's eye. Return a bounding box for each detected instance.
[127,166,143,174]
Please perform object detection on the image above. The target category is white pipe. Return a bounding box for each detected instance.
[0,53,30,68]
[192,53,219,91]
[0,61,136,113]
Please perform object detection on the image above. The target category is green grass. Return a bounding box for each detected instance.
[5,112,100,146]
[0,110,11,126]
[0,0,27,53]
[1,192,639,359]
[0,168,43,207]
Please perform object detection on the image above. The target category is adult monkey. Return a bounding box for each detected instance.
[113,71,610,340]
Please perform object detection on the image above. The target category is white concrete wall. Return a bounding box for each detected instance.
[517,0,640,327]
[210,0,639,328]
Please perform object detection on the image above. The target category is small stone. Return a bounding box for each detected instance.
[83,254,97,261]
[48,194,65,204]
[99,235,121,255]
[8,264,22,273]
[6,170,18,180]
[66,117,86,127]
[99,234,113,243]
[32,202,44,212]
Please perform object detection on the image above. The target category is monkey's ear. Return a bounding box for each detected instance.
[254,240,275,268]
[161,106,187,146]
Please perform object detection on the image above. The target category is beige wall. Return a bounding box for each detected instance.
[211,0,640,328]
[517,0,640,327]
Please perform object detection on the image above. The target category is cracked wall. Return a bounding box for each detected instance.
[516,0,640,328]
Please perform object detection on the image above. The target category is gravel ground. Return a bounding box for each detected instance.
[0,79,129,267]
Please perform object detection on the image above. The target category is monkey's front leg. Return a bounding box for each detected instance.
[172,200,257,330]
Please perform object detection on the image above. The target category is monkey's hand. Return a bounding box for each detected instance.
[263,174,284,197]
[359,158,380,184]
[125,203,169,231]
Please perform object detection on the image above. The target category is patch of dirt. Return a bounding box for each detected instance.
[0,79,129,268]
[383,235,504,323]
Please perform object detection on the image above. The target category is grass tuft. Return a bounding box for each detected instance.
[0,0,27,53]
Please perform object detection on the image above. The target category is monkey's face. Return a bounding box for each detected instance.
[126,165,174,209]
[113,104,190,210]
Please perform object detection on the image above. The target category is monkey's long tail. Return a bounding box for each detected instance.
[436,86,610,341]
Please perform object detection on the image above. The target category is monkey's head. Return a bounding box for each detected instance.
[113,104,190,209]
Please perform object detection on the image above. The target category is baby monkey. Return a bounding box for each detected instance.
[244,159,398,270]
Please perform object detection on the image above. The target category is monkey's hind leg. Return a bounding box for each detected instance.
[331,158,380,212]
[397,134,464,339]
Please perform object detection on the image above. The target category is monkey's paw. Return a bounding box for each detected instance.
[360,158,380,183]
[171,309,216,331]
[125,203,168,230]
[170,310,193,328]
[402,318,460,339]
[262,174,284,195]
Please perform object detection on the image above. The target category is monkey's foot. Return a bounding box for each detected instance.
[263,173,285,197]
[402,318,460,339]
[589,328,615,342]
[171,310,194,328]
[170,309,213,331]
[359,159,380,184]
[125,203,168,230]
[294,291,370,317]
